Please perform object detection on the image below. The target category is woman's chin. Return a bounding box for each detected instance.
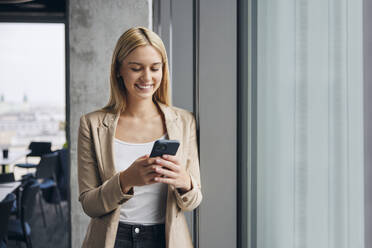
[130,91,154,101]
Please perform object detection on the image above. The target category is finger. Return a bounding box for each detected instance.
[155,166,178,179]
[144,164,160,175]
[155,158,180,172]
[162,154,180,165]
[144,174,160,185]
[154,176,175,185]
[147,178,158,184]
[137,154,149,160]
[136,155,150,165]
[140,157,158,167]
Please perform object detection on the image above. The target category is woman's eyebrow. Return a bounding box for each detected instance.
[128,62,162,65]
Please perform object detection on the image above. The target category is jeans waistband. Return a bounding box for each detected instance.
[116,222,165,241]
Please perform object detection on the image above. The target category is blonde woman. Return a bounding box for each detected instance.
[77,27,202,248]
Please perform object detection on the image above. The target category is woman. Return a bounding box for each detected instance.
[77,26,202,248]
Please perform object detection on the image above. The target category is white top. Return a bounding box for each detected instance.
[114,134,168,225]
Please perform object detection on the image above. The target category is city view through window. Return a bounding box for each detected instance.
[0,23,66,152]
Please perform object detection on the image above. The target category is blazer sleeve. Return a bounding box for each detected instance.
[77,115,133,218]
[174,114,203,211]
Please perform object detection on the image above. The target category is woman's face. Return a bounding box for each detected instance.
[119,45,163,101]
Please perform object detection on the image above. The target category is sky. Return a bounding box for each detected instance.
[0,23,65,106]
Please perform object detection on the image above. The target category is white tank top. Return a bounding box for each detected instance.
[113,134,168,225]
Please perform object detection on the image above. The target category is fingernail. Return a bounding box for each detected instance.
[154,177,158,181]
[156,159,160,163]
[163,154,168,158]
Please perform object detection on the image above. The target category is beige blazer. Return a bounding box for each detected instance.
[77,102,202,248]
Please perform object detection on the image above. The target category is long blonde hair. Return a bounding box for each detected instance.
[103,27,171,113]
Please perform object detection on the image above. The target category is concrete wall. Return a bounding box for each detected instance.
[198,0,237,247]
[69,1,150,247]
[171,0,194,112]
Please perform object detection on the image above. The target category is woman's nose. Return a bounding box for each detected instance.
[141,68,152,82]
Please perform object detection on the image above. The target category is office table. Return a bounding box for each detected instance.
[0,181,21,202]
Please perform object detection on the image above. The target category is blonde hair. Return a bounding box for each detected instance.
[103,26,171,113]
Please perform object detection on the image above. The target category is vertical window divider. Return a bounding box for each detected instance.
[193,0,200,247]
[238,0,258,247]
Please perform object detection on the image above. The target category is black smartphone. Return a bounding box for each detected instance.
[150,140,180,158]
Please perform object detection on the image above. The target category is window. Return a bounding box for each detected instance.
[0,23,66,153]
[244,1,364,247]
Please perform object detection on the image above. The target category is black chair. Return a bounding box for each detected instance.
[8,180,39,248]
[0,173,15,183]
[55,149,68,201]
[0,193,16,248]
[0,174,19,218]
[15,142,52,169]
[35,152,63,227]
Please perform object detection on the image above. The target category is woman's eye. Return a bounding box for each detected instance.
[131,68,141,72]
[151,68,160,72]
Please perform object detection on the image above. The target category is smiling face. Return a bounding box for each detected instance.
[119,45,163,102]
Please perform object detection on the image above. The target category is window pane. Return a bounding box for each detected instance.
[0,23,66,151]
[252,1,364,247]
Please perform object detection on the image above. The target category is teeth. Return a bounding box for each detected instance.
[136,84,153,89]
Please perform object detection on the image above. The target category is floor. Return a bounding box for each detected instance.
[7,162,69,248]
[8,195,69,248]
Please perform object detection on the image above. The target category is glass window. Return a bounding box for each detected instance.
[0,23,66,154]
[245,1,364,247]
[0,22,66,186]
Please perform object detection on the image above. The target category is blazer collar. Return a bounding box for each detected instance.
[157,101,178,123]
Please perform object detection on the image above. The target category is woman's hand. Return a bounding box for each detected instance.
[119,155,161,193]
[153,154,192,193]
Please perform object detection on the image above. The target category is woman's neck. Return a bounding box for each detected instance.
[122,98,160,119]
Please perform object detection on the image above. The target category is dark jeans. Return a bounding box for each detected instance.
[114,222,166,248]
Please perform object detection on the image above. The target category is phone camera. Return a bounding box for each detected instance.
[156,144,167,151]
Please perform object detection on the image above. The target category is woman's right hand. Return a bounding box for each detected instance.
[119,154,161,193]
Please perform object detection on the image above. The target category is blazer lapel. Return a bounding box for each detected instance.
[156,102,180,141]
[157,102,183,216]
[97,111,120,181]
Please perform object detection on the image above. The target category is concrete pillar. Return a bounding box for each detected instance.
[69,1,151,247]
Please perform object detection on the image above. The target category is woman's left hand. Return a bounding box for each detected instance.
[153,154,191,193]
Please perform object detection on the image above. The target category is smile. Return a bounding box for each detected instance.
[135,84,154,90]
